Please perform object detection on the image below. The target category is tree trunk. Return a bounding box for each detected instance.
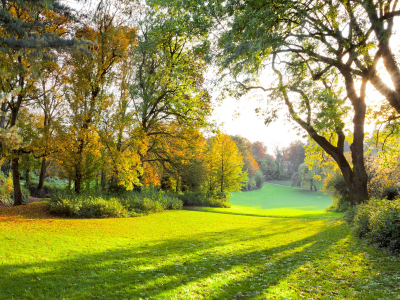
[75,165,82,194]
[37,157,47,191]
[101,169,106,190]
[12,157,23,206]
[0,101,6,129]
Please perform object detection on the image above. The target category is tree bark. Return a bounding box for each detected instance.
[75,166,82,194]
[37,157,47,191]
[12,157,23,206]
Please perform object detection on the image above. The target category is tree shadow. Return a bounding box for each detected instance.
[0,219,348,299]
[184,206,341,220]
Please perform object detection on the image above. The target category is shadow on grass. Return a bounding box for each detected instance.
[0,220,350,299]
[184,206,342,220]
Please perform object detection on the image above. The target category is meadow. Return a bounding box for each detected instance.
[1,185,399,299]
[197,183,340,218]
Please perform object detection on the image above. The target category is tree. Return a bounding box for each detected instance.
[167,0,400,205]
[60,9,135,193]
[252,141,268,162]
[0,1,76,205]
[298,163,322,192]
[231,135,259,177]
[283,140,306,178]
[205,133,247,194]
[128,8,212,177]
[0,0,77,50]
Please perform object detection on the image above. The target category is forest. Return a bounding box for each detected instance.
[1,0,400,299]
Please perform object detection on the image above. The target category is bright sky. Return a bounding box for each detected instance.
[210,23,400,154]
[210,97,303,153]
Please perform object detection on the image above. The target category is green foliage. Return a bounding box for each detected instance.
[325,196,350,213]
[291,172,301,188]
[49,195,129,219]
[254,170,264,189]
[0,171,30,206]
[353,199,400,253]
[381,186,399,201]
[177,191,231,208]
[48,189,183,218]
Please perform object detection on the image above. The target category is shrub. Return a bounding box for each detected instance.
[49,193,129,218]
[325,195,351,213]
[254,170,264,189]
[343,205,357,223]
[177,191,231,208]
[382,186,399,200]
[324,170,348,200]
[352,198,400,253]
[48,189,182,218]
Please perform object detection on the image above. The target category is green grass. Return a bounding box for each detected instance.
[0,192,399,299]
[197,184,340,218]
[268,180,324,190]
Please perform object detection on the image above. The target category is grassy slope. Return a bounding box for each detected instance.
[199,184,341,218]
[267,180,323,190]
[1,201,400,299]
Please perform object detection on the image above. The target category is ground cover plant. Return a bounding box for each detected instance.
[1,201,400,299]
[197,184,341,218]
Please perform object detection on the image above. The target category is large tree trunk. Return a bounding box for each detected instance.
[12,157,23,206]
[37,157,47,191]
[11,91,23,205]
[75,165,82,194]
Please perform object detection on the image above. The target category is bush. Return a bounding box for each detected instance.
[382,186,399,200]
[325,195,351,213]
[177,191,231,208]
[254,170,264,189]
[352,198,400,253]
[343,205,357,223]
[324,170,348,200]
[48,189,182,218]
[49,192,129,218]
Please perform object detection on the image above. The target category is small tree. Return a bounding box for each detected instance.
[205,133,247,195]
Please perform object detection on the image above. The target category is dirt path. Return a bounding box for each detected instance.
[0,197,45,208]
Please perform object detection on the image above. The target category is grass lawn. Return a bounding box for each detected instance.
[1,195,399,299]
[198,184,340,218]
[267,180,324,190]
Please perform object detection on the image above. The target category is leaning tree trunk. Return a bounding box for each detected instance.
[12,157,23,206]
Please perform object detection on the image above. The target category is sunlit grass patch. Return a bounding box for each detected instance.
[0,201,399,299]
[196,183,341,218]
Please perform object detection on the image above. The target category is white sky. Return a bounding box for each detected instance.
[209,23,400,154]
[209,97,303,153]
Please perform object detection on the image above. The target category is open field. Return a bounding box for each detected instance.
[198,184,340,218]
[1,194,400,299]
[0,185,400,300]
